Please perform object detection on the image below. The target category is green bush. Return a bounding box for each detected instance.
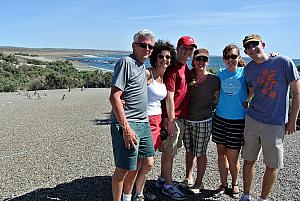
[0,53,113,92]
[0,54,19,64]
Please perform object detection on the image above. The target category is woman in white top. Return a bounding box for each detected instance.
[134,40,176,201]
[146,40,177,150]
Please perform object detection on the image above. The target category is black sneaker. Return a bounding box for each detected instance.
[143,186,157,201]
[155,177,165,189]
[162,185,186,201]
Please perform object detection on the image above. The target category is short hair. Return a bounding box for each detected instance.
[133,29,155,43]
[223,44,246,67]
[149,40,177,68]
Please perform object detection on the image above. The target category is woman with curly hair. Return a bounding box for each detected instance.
[133,40,176,201]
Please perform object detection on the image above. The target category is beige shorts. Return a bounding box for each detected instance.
[241,115,285,169]
[160,119,185,155]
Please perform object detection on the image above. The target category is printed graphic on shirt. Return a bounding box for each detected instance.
[257,69,278,99]
[221,78,241,96]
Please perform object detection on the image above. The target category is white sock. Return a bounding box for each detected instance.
[258,197,267,201]
[122,193,132,201]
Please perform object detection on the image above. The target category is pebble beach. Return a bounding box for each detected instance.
[0,88,299,201]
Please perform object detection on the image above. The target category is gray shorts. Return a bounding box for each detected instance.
[241,115,285,169]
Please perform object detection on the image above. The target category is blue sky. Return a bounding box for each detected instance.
[1,0,299,58]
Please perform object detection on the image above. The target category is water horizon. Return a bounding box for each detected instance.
[68,53,300,72]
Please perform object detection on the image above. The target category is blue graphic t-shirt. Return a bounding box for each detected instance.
[216,67,248,119]
[244,55,300,125]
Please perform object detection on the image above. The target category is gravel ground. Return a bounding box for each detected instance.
[0,88,299,201]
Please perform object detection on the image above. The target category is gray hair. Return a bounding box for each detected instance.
[133,29,155,43]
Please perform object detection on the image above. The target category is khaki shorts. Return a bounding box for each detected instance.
[160,119,185,155]
[241,115,285,169]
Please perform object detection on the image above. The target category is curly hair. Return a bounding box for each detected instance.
[223,44,246,67]
[149,40,176,68]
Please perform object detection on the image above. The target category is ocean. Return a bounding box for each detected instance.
[68,53,300,72]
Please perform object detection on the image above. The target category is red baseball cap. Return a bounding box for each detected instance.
[177,36,197,48]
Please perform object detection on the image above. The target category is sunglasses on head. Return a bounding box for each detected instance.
[135,42,154,50]
[244,41,260,50]
[195,56,208,62]
[224,54,239,60]
[158,55,171,60]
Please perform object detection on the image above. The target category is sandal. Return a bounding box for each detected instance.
[187,183,204,194]
[213,184,227,199]
[232,183,240,199]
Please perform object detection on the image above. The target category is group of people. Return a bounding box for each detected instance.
[109,29,300,201]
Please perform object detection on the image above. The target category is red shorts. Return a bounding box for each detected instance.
[148,114,162,150]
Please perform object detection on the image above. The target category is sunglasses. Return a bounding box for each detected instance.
[135,43,154,50]
[195,56,208,62]
[244,41,260,50]
[224,54,239,60]
[158,55,171,60]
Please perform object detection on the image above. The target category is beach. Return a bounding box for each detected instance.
[0,88,299,201]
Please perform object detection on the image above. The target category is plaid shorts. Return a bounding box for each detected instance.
[184,118,212,157]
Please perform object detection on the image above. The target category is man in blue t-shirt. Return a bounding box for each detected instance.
[109,29,156,201]
[239,34,300,201]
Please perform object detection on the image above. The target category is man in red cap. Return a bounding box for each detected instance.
[156,36,197,200]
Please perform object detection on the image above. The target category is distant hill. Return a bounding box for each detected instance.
[0,46,129,58]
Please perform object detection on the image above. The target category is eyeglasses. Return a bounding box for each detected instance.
[135,43,154,50]
[224,54,239,60]
[158,55,171,60]
[244,41,260,50]
[195,56,208,62]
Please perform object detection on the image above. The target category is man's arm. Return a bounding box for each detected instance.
[165,91,176,136]
[110,86,137,149]
[166,91,175,121]
[243,87,254,109]
[286,79,300,134]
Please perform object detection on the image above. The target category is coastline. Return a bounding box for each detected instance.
[0,46,123,71]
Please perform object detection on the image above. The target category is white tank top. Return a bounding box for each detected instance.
[147,69,167,115]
